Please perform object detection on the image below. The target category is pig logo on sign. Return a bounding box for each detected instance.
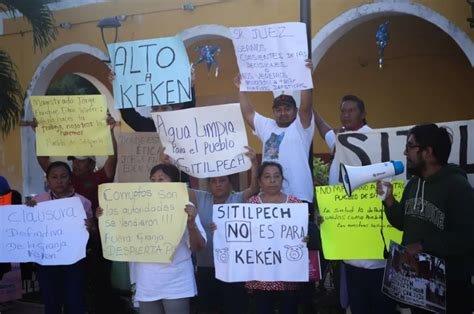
[284,244,304,261]
[214,247,229,263]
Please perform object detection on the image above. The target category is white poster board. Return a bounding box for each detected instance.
[231,22,312,91]
[213,203,309,282]
[0,197,89,265]
[152,103,251,178]
[335,120,474,185]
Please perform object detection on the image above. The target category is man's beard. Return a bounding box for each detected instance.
[407,159,426,178]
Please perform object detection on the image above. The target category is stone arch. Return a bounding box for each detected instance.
[311,1,474,69]
[21,44,112,196]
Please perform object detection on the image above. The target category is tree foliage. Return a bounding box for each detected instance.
[0,0,57,135]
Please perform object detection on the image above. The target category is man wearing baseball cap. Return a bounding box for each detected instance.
[235,62,315,205]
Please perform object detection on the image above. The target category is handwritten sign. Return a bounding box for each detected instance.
[335,119,474,186]
[0,192,12,206]
[116,132,161,182]
[230,22,312,91]
[0,197,89,265]
[213,203,309,282]
[31,95,113,156]
[98,183,188,263]
[383,241,446,312]
[109,37,191,108]
[151,103,251,178]
[316,182,404,260]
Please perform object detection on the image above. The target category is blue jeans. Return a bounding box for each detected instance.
[38,259,86,314]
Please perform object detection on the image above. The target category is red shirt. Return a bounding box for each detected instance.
[72,168,111,213]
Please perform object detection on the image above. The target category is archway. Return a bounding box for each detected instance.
[21,44,112,196]
[311,2,474,69]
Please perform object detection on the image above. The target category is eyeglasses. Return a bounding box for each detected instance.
[405,143,421,150]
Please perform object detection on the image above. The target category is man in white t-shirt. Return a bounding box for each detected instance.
[235,68,315,205]
[314,95,396,314]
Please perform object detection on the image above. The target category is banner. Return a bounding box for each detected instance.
[230,22,312,91]
[316,182,404,260]
[98,183,188,263]
[116,132,161,182]
[383,241,446,312]
[31,95,113,156]
[213,203,309,282]
[335,120,474,185]
[109,36,191,108]
[0,197,89,265]
[152,103,251,178]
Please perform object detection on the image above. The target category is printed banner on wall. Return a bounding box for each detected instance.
[316,182,404,260]
[382,241,446,313]
[230,22,312,91]
[0,197,89,265]
[116,132,161,182]
[109,36,191,108]
[98,183,188,263]
[31,95,113,156]
[152,103,251,178]
[334,120,474,185]
[213,203,309,282]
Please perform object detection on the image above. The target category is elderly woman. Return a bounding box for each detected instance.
[245,161,304,314]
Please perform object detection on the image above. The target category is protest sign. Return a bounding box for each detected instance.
[109,37,191,108]
[98,183,188,263]
[0,197,89,265]
[230,22,312,91]
[335,119,474,185]
[213,203,309,282]
[116,132,161,182]
[0,192,12,206]
[0,264,22,303]
[383,241,446,312]
[316,182,404,260]
[31,95,113,156]
[152,103,251,178]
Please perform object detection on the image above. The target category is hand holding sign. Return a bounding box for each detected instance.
[231,22,312,91]
[108,36,191,108]
[31,95,113,156]
[152,103,251,178]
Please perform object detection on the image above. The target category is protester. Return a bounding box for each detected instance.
[33,115,118,314]
[245,161,305,314]
[235,60,315,205]
[314,94,396,314]
[26,161,93,314]
[314,94,371,185]
[161,146,259,314]
[97,164,206,314]
[377,123,474,314]
[0,176,21,290]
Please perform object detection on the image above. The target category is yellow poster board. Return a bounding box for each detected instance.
[31,95,113,156]
[316,182,404,260]
[98,183,188,263]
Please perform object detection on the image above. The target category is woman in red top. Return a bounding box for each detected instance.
[246,161,302,314]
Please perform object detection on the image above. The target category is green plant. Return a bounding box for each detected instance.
[313,157,329,186]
